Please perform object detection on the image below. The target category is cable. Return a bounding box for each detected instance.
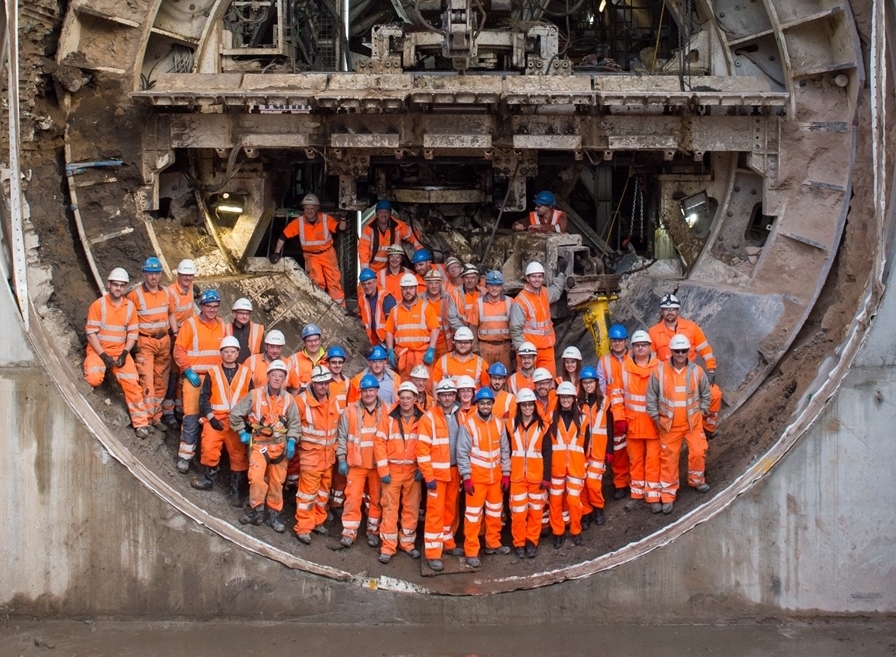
[480,159,522,264]
[183,141,245,193]
[525,0,585,18]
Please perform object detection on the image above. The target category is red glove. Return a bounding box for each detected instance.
[614,420,628,436]
[501,475,510,491]
[463,478,475,495]
[540,480,551,490]
[605,452,615,465]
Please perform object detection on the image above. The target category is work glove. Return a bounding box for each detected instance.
[415,470,423,481]
[131,345,140,356]
[501,475,510,492]
[540,479,550,490]
[605,452,615,465]
[425,480,437,490]
[614,419,628,437]
[706,370,716,386]
[387,349,397,368]
[239,431,251,445]
[381,474,392,485]
[269,251,281,264]
[463,478,475,495]
[423,347,436,366]
[338,460,349,476]
[116,352,128,368]
[100,353,116,369]
[184,367,201,388]
[209,418,224,431]
[285,438,296,461]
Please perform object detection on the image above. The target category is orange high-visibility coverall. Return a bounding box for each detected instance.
[378,266,413,303]
[199,363,252,471]
[448,285,484,328]
[385,297,439,378]
[527,208,567,233]
[598,351,630,489]
[288,348,327,392]
[620,354,661,504]
[375,407,424,556]
[282,212,345,306]
[336,400,386,542]
[327,371,350,510]
[229,387,299,513]
[506,415,549,548]
[162,282,196,418]
[469,295,514,370]
[174,315,225,462]
[647,361,711,502]
[244,353,295,390]
[507,369,534,395]
[535,391,557,424]
[493,389,516,421]
[430,352,489,394]
[421,293,453,358]
[358,285,394,346]
[293,389,341,534]
[581,399,609,514]
[547,410,588,537]
[358,216,421,271]
[510,284,563,375]
[416,403,462,560]
[84,294,149,428]
[456,411,511,558]
[127,284,174,423]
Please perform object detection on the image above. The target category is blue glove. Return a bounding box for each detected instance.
[414,470,423,481]
[184,368,201,388]
[286,438,296,461]
[239,431,251,445]
[338,460,349,476]
[426,479,437,490]
[381,474,392,485]
[388,349,397,368]
[423,347,435,365]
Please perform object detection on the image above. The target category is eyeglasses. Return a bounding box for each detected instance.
[633,343,650,348]
[671,349,689,354]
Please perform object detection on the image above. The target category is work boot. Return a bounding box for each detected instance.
[405,548,421,559]
[378,552,392,564]
[339,536,353,548]
[428,559,444,572]
[581,513,592,531]
[153,422,168,433]
[515,547,526,558]
[662,502,674,514]
[230,472,247,508]
[614,486,629,500]
[296,532,312,545]
[650,502,663,514]
[190,465,214,491]
[625,499,642,512]
[162,414,180,431]
[239,505,264,526]
[367,534,380,548]
[553,535,564,549]
[265,508,286,533]
[525,541,538,559]
[593,508,606,526]
[572,533,583,546]
[176,458,191,474]
[445,546,464,557]
[312,524,329,536]
[466,556,481,568]
[135,426,150,440]
[694,483,710,494]
[485,545,511,555]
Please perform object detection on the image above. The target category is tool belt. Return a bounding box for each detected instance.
[259,445,287,465]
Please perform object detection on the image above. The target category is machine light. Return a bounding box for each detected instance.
[213,192,245,214]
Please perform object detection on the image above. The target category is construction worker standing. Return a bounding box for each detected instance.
[192,336,251,505]
[532,367,558,422]
[245,330,289,389]
[173,289,226,473]
[486,362,515,421]
[230,359,300,534]
[512,191,569,233]
[409,365,434,412]
[507,342,538,394]
[410,249,445,290]
[162,258,198,429]
[420,269,453,359]
[270,193,347,307]
[447,264,484,330]
[84,268,151,439]
[288,323,327,391]
[326,344,350,515]
[224,298,263,364]
[580,381,610,528]
[456,387,511,568]
[509,261,566,376]
[127,257,175,431]
[294,365,341,544]
[597,323,631,500]
[358,200,421,271]
[468,271,514,369]
[375,382,425,563]
[431,326,488,394]
[548,382,589,548]
[443,257,463,295]
[358,268,396,347]
[378,245,413,302]
[347,345,401,406]
[557,346,584,389]
[646,334,711,514]
[336,373,386,549]
[385,273,440,378]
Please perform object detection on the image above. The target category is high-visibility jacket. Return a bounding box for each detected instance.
[598,352,626,416]
[507,417,547,484]
[358,286,393,344]
[245,353,299,390]
[513,287,556,349]
[385,298,438,352]
[415,391,434,413]
[507,370,534,395]
[359,216,419,269]
[528,209,565,233]
[329,376,349,413]
[127,285,173,337]
[620,355,660,440]
[648,317,717,371]
[493,389,516,421]
[375,406,423,477]
[647,361,710,433]
[416,404,459,482]
[337,400,386,469]
[587,397,609,460]
[457,412,509,484]
[470,295,513,343]
[85,295,138,357]
[431,352,488,392]
[295,389,341,469]
[167,283,195,328]
[174,315,225,373]
[449,285,484,326]
[205,363,252,421]
[378,266,413,302]
[282,212,340,255]
[288,348,327,388]
[230,386,297,445]
[422,293,452,351]
[347,368,402,406]
[224,321,264,356]
[549,411,587,479]
[535,391,557,423]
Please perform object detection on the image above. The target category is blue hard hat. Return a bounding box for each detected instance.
[199,289,220,305]
[368,345,388,361]
[485,270,504,285]
[608,324,628,340]
[411,249,432,264]
[488,362,508,377]
[142,256,163,273]
[580,366,598,380]
[474,387,496,402]
[359,268,377,283]
[533,190,556,207]
[301,323,322,339]
[375,199,392,211]
[327,345,346,360]
[359,373,380,390]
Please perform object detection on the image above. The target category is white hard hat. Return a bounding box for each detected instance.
[454,327,474,341]
[264,329,286,346]
[176,259,198,275]
[525,261,546,277]
[310,364,332,383]
[266,359,289,375]
[556,381,578,396]
[669,334,691,351]
[423,268,443,281]
[220,336,241,351]
[232,297,253,312]
[410,365,430,379]
[455,375,476,390]
[532,368,553,383]
[435,378,457,394]
[561,346,582,361]
[387,244,405,255]
[301,193,320,206]
[631,330,652,345]
[659,293,681,309]
[516,388,536,403]
[517,342,537,356]
[107,267,129,284]
[400,273,419,288]
[397,381,419,396]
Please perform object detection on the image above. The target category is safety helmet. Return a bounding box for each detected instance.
[445,256,462,269]
[580,366,598,380]
[410,365,430,379]
[232,297,253,312]
[485,270,504,285]
[176,259,197,275]
[423,268,443,281]
[556,381,578,397]
[142,257,163,273]
[669,334,691,351]
[455,375,476,390]
[265,330,286,346]
[524,261,546,277]
[435,378,458,394]
[199,289,221,305]
[301,193,320,206]
[220,336,241,351]
[561,346,582,361]
[461,263,479,277]
[454,327,474,342]
[107,267,129,284]
[326,345,346,360]
[631,330,652,345]
[359,374,380,390]
[368,345,388,361]
[488,362,508,377]
[301,323,322,339]
[474,387,495,402]
[266,359,289,375]
[387,244,405,255]
[516,388,536,403]
[659,293,681,309]
[359,268,377,283]
[411,249,432,264]
[608,324,628,340]
[517,342,537,356]
[532,368,553,383]
[533,190,556,207]
[400,273,419,288]
[375,199,392,211]
[310,364,332,383]
[397,381,419,396]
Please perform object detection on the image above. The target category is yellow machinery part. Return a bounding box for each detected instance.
[582,294,616,357]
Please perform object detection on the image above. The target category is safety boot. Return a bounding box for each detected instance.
[694,483,710,494]
[552,535,564,549]
[445,546,464,557]
[515,547,526,559]
[339,536,353,548]
[580,513,592,531]
[572,533,584,546]
[162,414,180,431]
[230,472,247,508]
[296,532,312,545]
[624,499,642,512]
[378,553,392,564]
[466,556,481,568]
[428,559,444,572]
[265,508,286,533]
[405,548,421,560]
[367,534,381,548]
[525,541,538,559]
[190,465,214,491]
[485,545,511,555]
[239,505,264,526]
[650,502,663,514]
[312,524,329,536]
[135,426,151,440]
[614,486,629,501]
[662,502,674,514]
[592,508,606,526]
[176,458,191,474]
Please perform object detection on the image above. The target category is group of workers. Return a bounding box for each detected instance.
[82,189,722,572]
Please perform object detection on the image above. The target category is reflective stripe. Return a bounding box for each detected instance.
[208,365,252,414]
[475,296,512,340]
[297,213,334,252]
[131,285,171,332]
[528,209,563,233]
